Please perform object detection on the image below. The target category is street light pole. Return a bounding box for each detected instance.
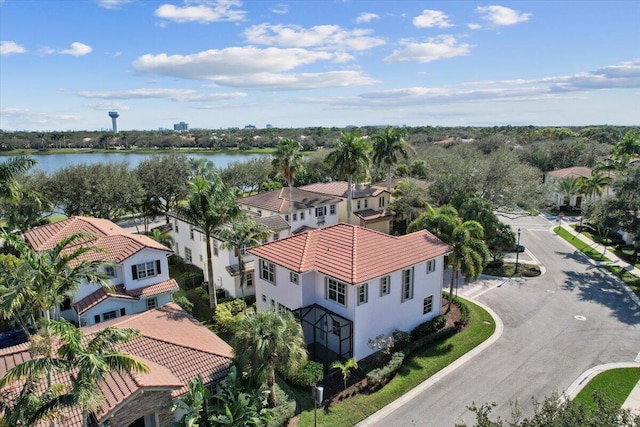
[515,228,521,274]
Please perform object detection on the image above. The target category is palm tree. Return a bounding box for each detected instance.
[0,155,36,202]
[146,228,174,248]
[231,310,307,407]
[372,126,415,192]
[578,173,609,201]
[330,357,358,390]
[325,131,371,224]
[554,177,581,210]
[0,378,67,427]
[612,130,640,160]
[272,139,304,225]
[218,217,270,310]
[0,320,148,427]
[179,176,241,309]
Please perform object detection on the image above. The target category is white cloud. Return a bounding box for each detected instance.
[0,40,27,55]
[78,87,247,102]
[84,102,130,111]
[271,3,288,14]
[384,35,472,63]
[356,12,380,23]
[60,42,92,56]
[476,5,531,27]
[155,1,246,23]
[133,46,337,79]
[243,24,385,51]
[210,70,379,90]
[413,10,453,28]
[96,0,134,9]
[467,23,481,30]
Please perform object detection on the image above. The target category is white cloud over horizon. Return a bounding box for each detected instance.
[413,10,453,28]
[154,0,246,23]
[60,42,92,56]
[78,87,248,101]
[0,40,26,55]
[476,5,532,27]
[384,35,472,63]
[356,12,380,24]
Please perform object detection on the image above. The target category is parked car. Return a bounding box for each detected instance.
[515,244,526,253]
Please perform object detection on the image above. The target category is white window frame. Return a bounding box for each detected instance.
[260,260,275,284]
[105,265,116,278]
[146,297,158,310]
[427,259,436,273]
[331,319,341,336]
[423,296,434,315]
[293,212,298,221]
[261,294,267,303]
[315,206,327,217]
[213,240,219,256]
[379,196,385,207]
[189,226,195,240]
[102,310,117,321]
[184,247,192,263]
[134,261,157,279]
[357,200,361,210]
[300,211,305,220]
[325,278,347,307]
[330,204,336,215]
[290,272,299,285]
[402,267,414,302]
[364,199,368,208]
[358,283,368,306]
[273,233,279,241]
[380,275,390,296]
[246,271,254,287]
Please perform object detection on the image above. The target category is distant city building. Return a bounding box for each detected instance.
[108,111,119,133]
[266,124,272,129]
[174,121,189,131]
[244,124,256,130]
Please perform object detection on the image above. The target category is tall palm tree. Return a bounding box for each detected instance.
[612,130,640,160]
[179,176,241,309]
[372,126,415,192]
[0,155,36,202]
[272,139,304,225]
[578,173,609,201]
[325,131,371,224]
[231,310,307,407]
[218,217,270,310]
[554,177,581,210]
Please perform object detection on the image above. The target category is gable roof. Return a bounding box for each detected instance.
[300,181,387,198]
[545,166,593,179]
[249,223,450,284]
[74,279,180,314]
[23,217,172,263]
[0,303,233,426]
[238,187,341,213]
[372,177,430,191]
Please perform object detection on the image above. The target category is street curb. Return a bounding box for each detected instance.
[356,298,504,426]
[564,362,640,400]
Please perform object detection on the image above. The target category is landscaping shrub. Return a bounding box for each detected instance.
[288,361,324,387]
[172,293,194,314]
[403,327,457,355]
[213,298,245,333]
[486,259,504,269]
[268,380,296,427]
[366,351,405,389]
[451,296,470,325]
[410,315,447,340]
[244,294,256,308]
[392,329,411,351]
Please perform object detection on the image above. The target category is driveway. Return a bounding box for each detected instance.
[362,214,640,426]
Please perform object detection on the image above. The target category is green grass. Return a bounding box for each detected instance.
[573,368,640,410]
[296,299,496,426]
[555,226,640,298]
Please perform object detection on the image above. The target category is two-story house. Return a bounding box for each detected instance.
[300,182,394,233]
[248,223,450,363]
[23,216,178,327]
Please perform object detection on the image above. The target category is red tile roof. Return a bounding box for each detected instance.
[238,187,341,213]
[300,181,386,198]
[74,279,179,314]
[545,166,593,179]
[248,223,450,284]
[0,304,233,426]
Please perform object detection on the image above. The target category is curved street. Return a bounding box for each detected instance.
[361,214,640,426]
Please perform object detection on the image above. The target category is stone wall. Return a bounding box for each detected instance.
[105,390,175,427]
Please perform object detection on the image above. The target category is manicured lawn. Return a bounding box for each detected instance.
[483,262,541,278]
[555,227,640,298]
[573,368,640,410]
[296,299,496,426]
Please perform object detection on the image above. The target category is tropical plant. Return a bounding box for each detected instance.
[0,155,36,202]
[272,139,304,225]
[179,175,241,309]
[372,126,415,192]
[146,228,174,248]
[209,366,271,426]
[554,177,581,209]
[218,217,270,309]
[330,358,358,390]
[325,131,372,223]
[171,375,211,427]
[389,179,429,229]
[612,130,640,160]
[231,311,307,407]
[578,172,609,201]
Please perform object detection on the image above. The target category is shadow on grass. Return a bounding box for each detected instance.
[399,343,454,374]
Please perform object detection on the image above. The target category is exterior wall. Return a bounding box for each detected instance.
[75,291,173,327]
[122,249,171,292]
[239,203,340,230]
[105,389,174,427]
[255,263,304,312]
[363,220,390,234]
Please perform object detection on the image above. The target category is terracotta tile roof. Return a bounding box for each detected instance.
[0,304,233,426]
[74,279,179,314]
[372,177,430,191]
[126,278,179,298]
[301,181,386,198]
[249,223,450,284]
[256,214,290,232]
[238,187,341,213]
[354,208,395,223]
[545,166,593,179]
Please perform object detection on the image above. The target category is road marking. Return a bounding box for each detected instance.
[635,352,640,363]
[574,315,587,321]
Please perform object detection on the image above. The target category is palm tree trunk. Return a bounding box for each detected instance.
[447,266,455,313]
[386,165,392,193]
[206,233,218,310]
[288,179,293,226]
[268,368,277,407]
[347,175,353,224]
[238,255,246,312]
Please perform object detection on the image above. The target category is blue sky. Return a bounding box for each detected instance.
[1,0,638,131]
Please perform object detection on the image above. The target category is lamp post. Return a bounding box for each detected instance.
[312,384,324,427]
[515,228,521,274]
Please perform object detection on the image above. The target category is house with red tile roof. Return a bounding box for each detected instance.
[248,223,450,363]
[0,303,233,426]
[23,216,178,327]
[543,166,613,209]
[300,181,394,233]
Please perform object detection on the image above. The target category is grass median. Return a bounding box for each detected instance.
[573,368,640,410]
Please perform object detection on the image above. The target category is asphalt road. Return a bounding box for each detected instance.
[365,214,640,426]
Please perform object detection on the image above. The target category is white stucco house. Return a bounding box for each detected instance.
[23,216,178,327]
[248,223,451,363]
[300,182,395,233]
[544,166,615,209]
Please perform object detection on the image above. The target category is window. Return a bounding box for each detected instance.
[246,272,254,287]
[379,196,385,207]
[199,254,203,262]
[273,233,279,241]
[326,278,347,306]
[278,303,290,314]
[330,204,336,215]
[260,260,275,283]
[105,265,116,278]
[426,259,436,273]
[270,299,276,310]
[120,308,126,316]
[300,211,305,220]
[261,294,267,303]
[146,297,158,310]
[240,245,247,256]
[189,226,195,240]
[174,219,179,233]
[103,310,117,321]
[356,200,361,210]
[257,209,262,216]
[402,267,414,302]
[94,315,100,324]
[213,240,219,256]
[132,261,160,280]
[315,206,326,217]
[358,283,368,305]
[290,272,299,285]
[285,214,289,222]
[380,275,390,296]
[331,319,341,336]
[423,296,434,315]
[293,213,298,221]
[364,199,368,208]
[185,247,192,263]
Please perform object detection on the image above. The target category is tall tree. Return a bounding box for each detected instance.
[578,172,609,201]
[231,311,307,407]
[612,130,640,160]
[218,217,270,309]
[608,164,640,263]
[389,179,429,231]
[272,139,304,225]
[0,155,36,204]
[372,126,415,192]
[554,177,581,210]
[179,176,241,309]
[325,131,371,223]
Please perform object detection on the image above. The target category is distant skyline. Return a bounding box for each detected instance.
[1,0,639,131]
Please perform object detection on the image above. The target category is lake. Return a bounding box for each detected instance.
[23,151,268,175]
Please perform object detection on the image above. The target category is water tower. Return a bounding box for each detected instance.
[108,111,120,133]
